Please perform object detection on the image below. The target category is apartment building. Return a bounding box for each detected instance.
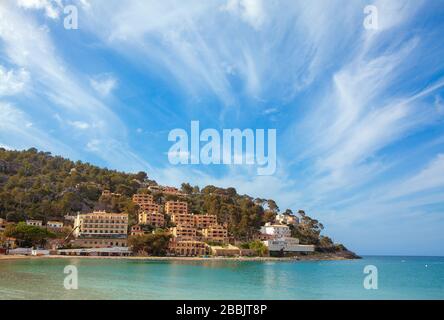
[169,240,209,256]
[26,220,43,227]
[132,193,154,204]
[162,186,185,196]
[202,224,228,243]
[171,213,194,226]
[171,225,197,241]
[138,202,161,213]
[147,185,162,192]
[165,200,188,215]
[130,225,144,236]
[194,214,217,228]
[73,211,128,238]
[138,211,165,227]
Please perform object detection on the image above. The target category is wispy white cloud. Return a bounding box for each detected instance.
[67,120,90,130]
[0,65,30,96]
[0,2,152,171]
[387,154,444,199]
[85,138,152,172]
[221,0,266,30]
[0,102,73,155]
[89,73,118,97]
[16,0,62,19]
[75,0,362,111]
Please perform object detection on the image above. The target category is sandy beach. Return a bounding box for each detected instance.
[0,253,353,262]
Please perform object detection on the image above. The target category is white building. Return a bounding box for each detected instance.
[64,214,76,221]
[26,220,43,227]
[47,221,64,229]
[260,222,291,238]
[263,238,315,253]
[31,249,50,256]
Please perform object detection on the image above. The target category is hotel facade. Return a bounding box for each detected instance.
[72,211,128,248]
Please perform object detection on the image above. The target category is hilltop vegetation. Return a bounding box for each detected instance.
[0,148,353,254]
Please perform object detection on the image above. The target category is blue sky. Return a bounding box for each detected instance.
[1,0,444,256]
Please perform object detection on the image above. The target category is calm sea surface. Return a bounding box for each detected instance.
[0,256,443,299]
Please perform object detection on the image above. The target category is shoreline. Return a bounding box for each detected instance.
[0,253,356,262]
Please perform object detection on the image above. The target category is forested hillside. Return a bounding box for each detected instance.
[0,147,354,254]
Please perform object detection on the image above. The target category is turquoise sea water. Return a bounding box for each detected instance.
[0,256,443,299]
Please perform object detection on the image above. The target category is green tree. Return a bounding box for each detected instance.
[5,222,56,247]
[267,199,279,213]
[128,232,171,256]
[263,210,276,223]
[181,183,193,194]
[248,240,268,257]
[291,212,324,245]
[283,209,293,216]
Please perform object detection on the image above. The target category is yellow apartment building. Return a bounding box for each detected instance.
[132,193,154,204]
[170,225,197,241]
[138,211,165,227]
[130,225,144,236]
[194,214,218,228]
[171,213,194,226]
[138,202,161,213]
[162,186,185,196]
[202,224,228,243]
[165,200,188,215]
